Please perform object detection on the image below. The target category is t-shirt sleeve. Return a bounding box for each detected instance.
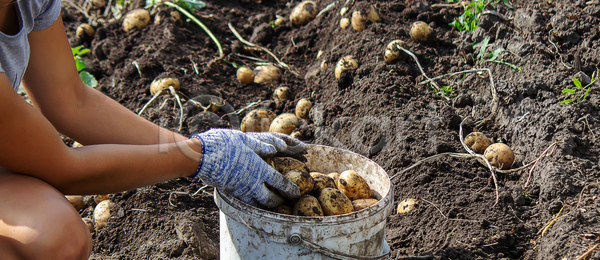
[32,0,61,31]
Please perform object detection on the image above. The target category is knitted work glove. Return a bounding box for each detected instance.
[190,129,306,207]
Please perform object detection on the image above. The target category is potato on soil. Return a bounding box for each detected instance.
[410,21,432,43]
[150,77,180,95]
[318,188,354,216]
[334,56,359,79]
[284,170,315,196]
[337,170,373,200]
[310,172,337,195]
[295,98,312,119]
[236,67,254,85]
[123,9,151,33]
[464,132,492,154]
[350,4,379,32]
[241,109,277,132]
[265,156,310,174]
[82,217,95,233]
[91,0,107,9]
[290,1,318,26]
[397,198,418,214]
[93,200,114,230]
[293,195,324,216]
[483,143,514,170]
[271,204,293,215]
[384,40,405,64]
[76,24,95,42]
[352,198,379,211]
[66,195,86,212]
[340,17,350,29]
[254,65,282,84]
[269,113,299,135]
[273,86,294,106]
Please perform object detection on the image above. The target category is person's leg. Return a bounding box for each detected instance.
[0,169,92,260]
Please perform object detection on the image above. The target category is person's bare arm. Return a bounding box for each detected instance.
[22,17,184,146]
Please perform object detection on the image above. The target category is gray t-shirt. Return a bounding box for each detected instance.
[0,0,61,89]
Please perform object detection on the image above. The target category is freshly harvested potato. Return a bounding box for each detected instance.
[290,1,318,26]
[254,65,282,84]
[93,194,110,204]
[340,17,350,29]
[310,172,337,195]
[352,198,379,211]
[351,4,379,32]
[123,9,151,33]
[410,21,432,43]
[76,23,95,42]
[337,170,372,200]
[397,198,418,214]
[464,132,492,154]
[271,204,293,215]
[334,55,359,79]
[318,188,354,216]
[269,113,299,135]
[295,98,312,119]
[236,67,254,85]
[93,200,114,230]
[265,156,310,174]
[82,217,95,233]
[66,195,86,212]
[484,143,515,170]
[293,195,324,216]
[384,40,405,64]
[284,170,315,196]
[273,86,294,106]
[91,0,107,9]
[150,77,180,95]
[327,172,341,188]
[241,109,277,132]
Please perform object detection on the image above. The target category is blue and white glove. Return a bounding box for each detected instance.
[190,129,306,207]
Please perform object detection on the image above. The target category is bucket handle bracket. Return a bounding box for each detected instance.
[288,233,391,260]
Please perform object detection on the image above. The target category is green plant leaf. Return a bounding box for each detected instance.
[573,77,582,89]
[79,71,98,88]
[477,36,490,60]
[562,88,576,94]
[177,0,205,10]
[487,47,504,61]
[561,99,573,104]
[75,58,86,72]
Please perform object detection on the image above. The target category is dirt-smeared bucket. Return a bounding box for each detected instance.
[214,144,394,259]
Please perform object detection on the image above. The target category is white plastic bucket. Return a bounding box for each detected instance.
[214,144,394,260]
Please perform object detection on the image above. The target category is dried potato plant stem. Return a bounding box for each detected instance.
[575,243,600,260]
[420,68,499,128]
[228,23,301,77]
[398,46,449,101]
[138,86,184,132]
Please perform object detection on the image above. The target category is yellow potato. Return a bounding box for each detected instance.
[327,172,341,188]
[310,172,337,195]
[337,170,372,200]
[253,65,282,84]
[350,4,379,32]
[340,17,350,29]
[93,200,114,230]
[123,9,151,33]
[295,98,312,119]
[410,21,432,43]
[483,143,515,170]
[241,109,277,132]
[269,113,299,135]
[76,23,95,41]
[290,1,318,26]
[464,132,492,154]
[273,86,294,106]
[334,56,359,79]
[384,40,405,64]
[293,195,324,216]
[284,170,315,196]
[318,188,354,216]
[352,198,379,211]
[397,198,418,214]
[65,195,86,212]
[150,78,180,95]
[236,67,254,85]
[265,156,310,174]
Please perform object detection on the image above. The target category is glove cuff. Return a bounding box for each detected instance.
[189,132,225,185]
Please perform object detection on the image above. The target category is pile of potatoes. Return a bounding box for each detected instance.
[464,132,515,170]
[240,86,312,138]
[264,156,379,216]
[65,194,114,234]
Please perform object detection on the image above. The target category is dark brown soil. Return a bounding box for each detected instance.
[60,0,600,259]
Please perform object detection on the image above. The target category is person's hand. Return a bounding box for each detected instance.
[189,129,306,207]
